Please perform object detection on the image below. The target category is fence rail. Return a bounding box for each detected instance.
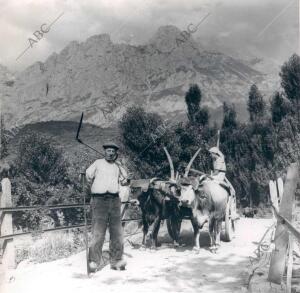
[0,177,140,271]
[0,203,89,212]
[0,218,141,241]
[0,200,133,213]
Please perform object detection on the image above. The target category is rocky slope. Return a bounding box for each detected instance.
[1,25,276,129]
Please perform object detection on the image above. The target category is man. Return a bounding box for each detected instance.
[208,146,235,197]
[86,141,128,272]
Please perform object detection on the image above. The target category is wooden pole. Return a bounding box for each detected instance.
[0,177,15,269]
[286,236,293,293]
[268,163,298,284]
[217,130,220,149]
[80,173,90,276]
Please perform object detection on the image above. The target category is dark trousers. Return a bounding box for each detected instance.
[89,195,124,266]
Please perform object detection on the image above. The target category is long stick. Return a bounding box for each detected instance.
[76,112,104,157]
[80,172,90,276]
[286,235,293,293]
[217,130,220,149]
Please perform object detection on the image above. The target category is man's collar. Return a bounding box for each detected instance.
[105,158,116,164]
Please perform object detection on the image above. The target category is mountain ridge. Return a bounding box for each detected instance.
[1,25,276,130]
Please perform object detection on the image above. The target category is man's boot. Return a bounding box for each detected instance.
[88,261,99,273]
[111,259,127,271]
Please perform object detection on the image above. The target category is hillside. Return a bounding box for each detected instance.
[1,25,274,130]
[4,121,120,170]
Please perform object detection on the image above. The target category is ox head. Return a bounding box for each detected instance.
[162,146,204,206]
[178,176,200,207]
[131,147,179,204]
[177,147,203,207]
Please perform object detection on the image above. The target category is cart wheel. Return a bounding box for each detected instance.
[167,217,181,242]
[224,196,236,242]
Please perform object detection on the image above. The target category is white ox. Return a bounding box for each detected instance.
[179,175,228,252]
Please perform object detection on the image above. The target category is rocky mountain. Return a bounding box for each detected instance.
[1,25,277,130]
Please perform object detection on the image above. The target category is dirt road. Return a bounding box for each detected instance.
[1,218,274,293]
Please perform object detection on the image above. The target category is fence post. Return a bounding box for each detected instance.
[0,177,15,269]
[268,163,298,284]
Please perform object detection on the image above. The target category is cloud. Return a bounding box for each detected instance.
[0,0,297,72]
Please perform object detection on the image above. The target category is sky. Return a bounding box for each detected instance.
[0,0,298,72]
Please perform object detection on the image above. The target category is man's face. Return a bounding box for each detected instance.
[211,153,218,160]
[105,147,117,162]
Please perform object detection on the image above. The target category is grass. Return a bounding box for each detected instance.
[15,219,142,265]
[16,230,87,265]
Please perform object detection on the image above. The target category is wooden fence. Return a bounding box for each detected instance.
[0,177,140,271]
[267,163,300,292]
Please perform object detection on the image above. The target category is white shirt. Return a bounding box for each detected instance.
[213,155,226,172]
[86,159,128,194]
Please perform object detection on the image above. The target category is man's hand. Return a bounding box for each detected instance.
[78,172,85,182]
[129,199,139,206]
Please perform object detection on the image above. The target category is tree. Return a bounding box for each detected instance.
[119,106,179,177]
[271,91,290,124]
[17,132,68,184]
[185,84,202,124]
[12,132,81,230]
[247,84,266,122]
[222,102,237,129]
[220,103,239,158]
[0,117,8,159]
[280,54,300,120]
[195,107,210,126]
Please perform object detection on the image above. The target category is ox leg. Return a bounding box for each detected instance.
[191,218,200,252]
[172,217,181,247]
[152,217,162,248]
[215,220,222,248]
[209,218,217,253]
[142,218,149,247]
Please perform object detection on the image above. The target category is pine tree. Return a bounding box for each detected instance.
[195,107,209,126]
[247,84,266,122]
[119,106,179,177]
[270,91,290,123]
[222,102,237,129]
[185,84,202,123]
[280,53,300,121]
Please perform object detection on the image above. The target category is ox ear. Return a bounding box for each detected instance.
[198,174,207,186]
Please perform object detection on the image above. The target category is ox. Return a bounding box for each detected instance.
[136,180,180,247]
[133,147,181,248]
[172,147,231,252]
[179,175,228,252]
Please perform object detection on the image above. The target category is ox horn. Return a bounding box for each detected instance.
[163,147,175,181]
[184,147,202,177]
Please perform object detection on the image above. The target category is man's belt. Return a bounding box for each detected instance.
[216,170,226,173]
[92,192,119,198]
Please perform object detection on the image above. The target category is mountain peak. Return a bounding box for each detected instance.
[153,25,182,38]
[86,34,112,46]
[149,25,197,53]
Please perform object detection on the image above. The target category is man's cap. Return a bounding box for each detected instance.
[103,141,120,150]
[208,146,223,157]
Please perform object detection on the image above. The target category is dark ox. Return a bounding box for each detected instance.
[133,147,182,248]
[179,175,228,252]
[135,179,181,247]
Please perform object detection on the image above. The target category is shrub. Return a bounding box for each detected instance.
[17,132,68,184]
